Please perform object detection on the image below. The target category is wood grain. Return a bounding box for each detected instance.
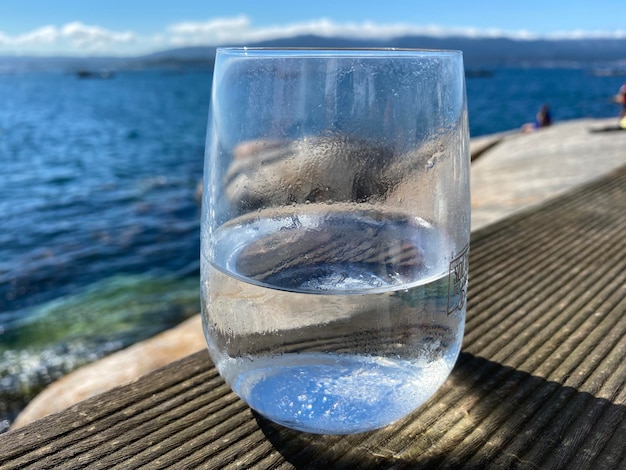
[1,165,625,469]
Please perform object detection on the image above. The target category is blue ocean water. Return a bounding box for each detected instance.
[0,70,211,429]
[0,66,624,430]
[466,67,625,136]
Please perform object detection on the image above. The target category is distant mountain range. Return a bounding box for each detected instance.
[2,34,626,73]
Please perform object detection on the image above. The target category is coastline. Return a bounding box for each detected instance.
[11,116,626,429]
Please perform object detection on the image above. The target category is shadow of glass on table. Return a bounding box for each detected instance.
[255,352,625,470]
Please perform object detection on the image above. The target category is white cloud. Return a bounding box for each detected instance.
[0,22,136,54]
[15,25,59,45]
[166,15,252,46]
[0,16,625,56]
[162,17,504,46]
[161,16,626,46]
[547,29,626,40]
[60,22,135,48]
[0,25,58,46]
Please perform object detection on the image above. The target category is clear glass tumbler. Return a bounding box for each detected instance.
[201,48,470,434]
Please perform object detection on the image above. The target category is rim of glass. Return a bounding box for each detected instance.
[216,47,462,57]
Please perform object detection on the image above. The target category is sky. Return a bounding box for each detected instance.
[1,0,625,57]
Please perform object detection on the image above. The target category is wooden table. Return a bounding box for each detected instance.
[1,165,625,469]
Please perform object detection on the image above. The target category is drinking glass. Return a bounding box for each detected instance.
[201,48,470,434]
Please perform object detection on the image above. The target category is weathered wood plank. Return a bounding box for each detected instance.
[0,165,625,469]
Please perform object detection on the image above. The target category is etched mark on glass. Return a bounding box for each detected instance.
[447,243,469,315]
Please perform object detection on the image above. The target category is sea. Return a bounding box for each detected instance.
[0,65,624,431]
